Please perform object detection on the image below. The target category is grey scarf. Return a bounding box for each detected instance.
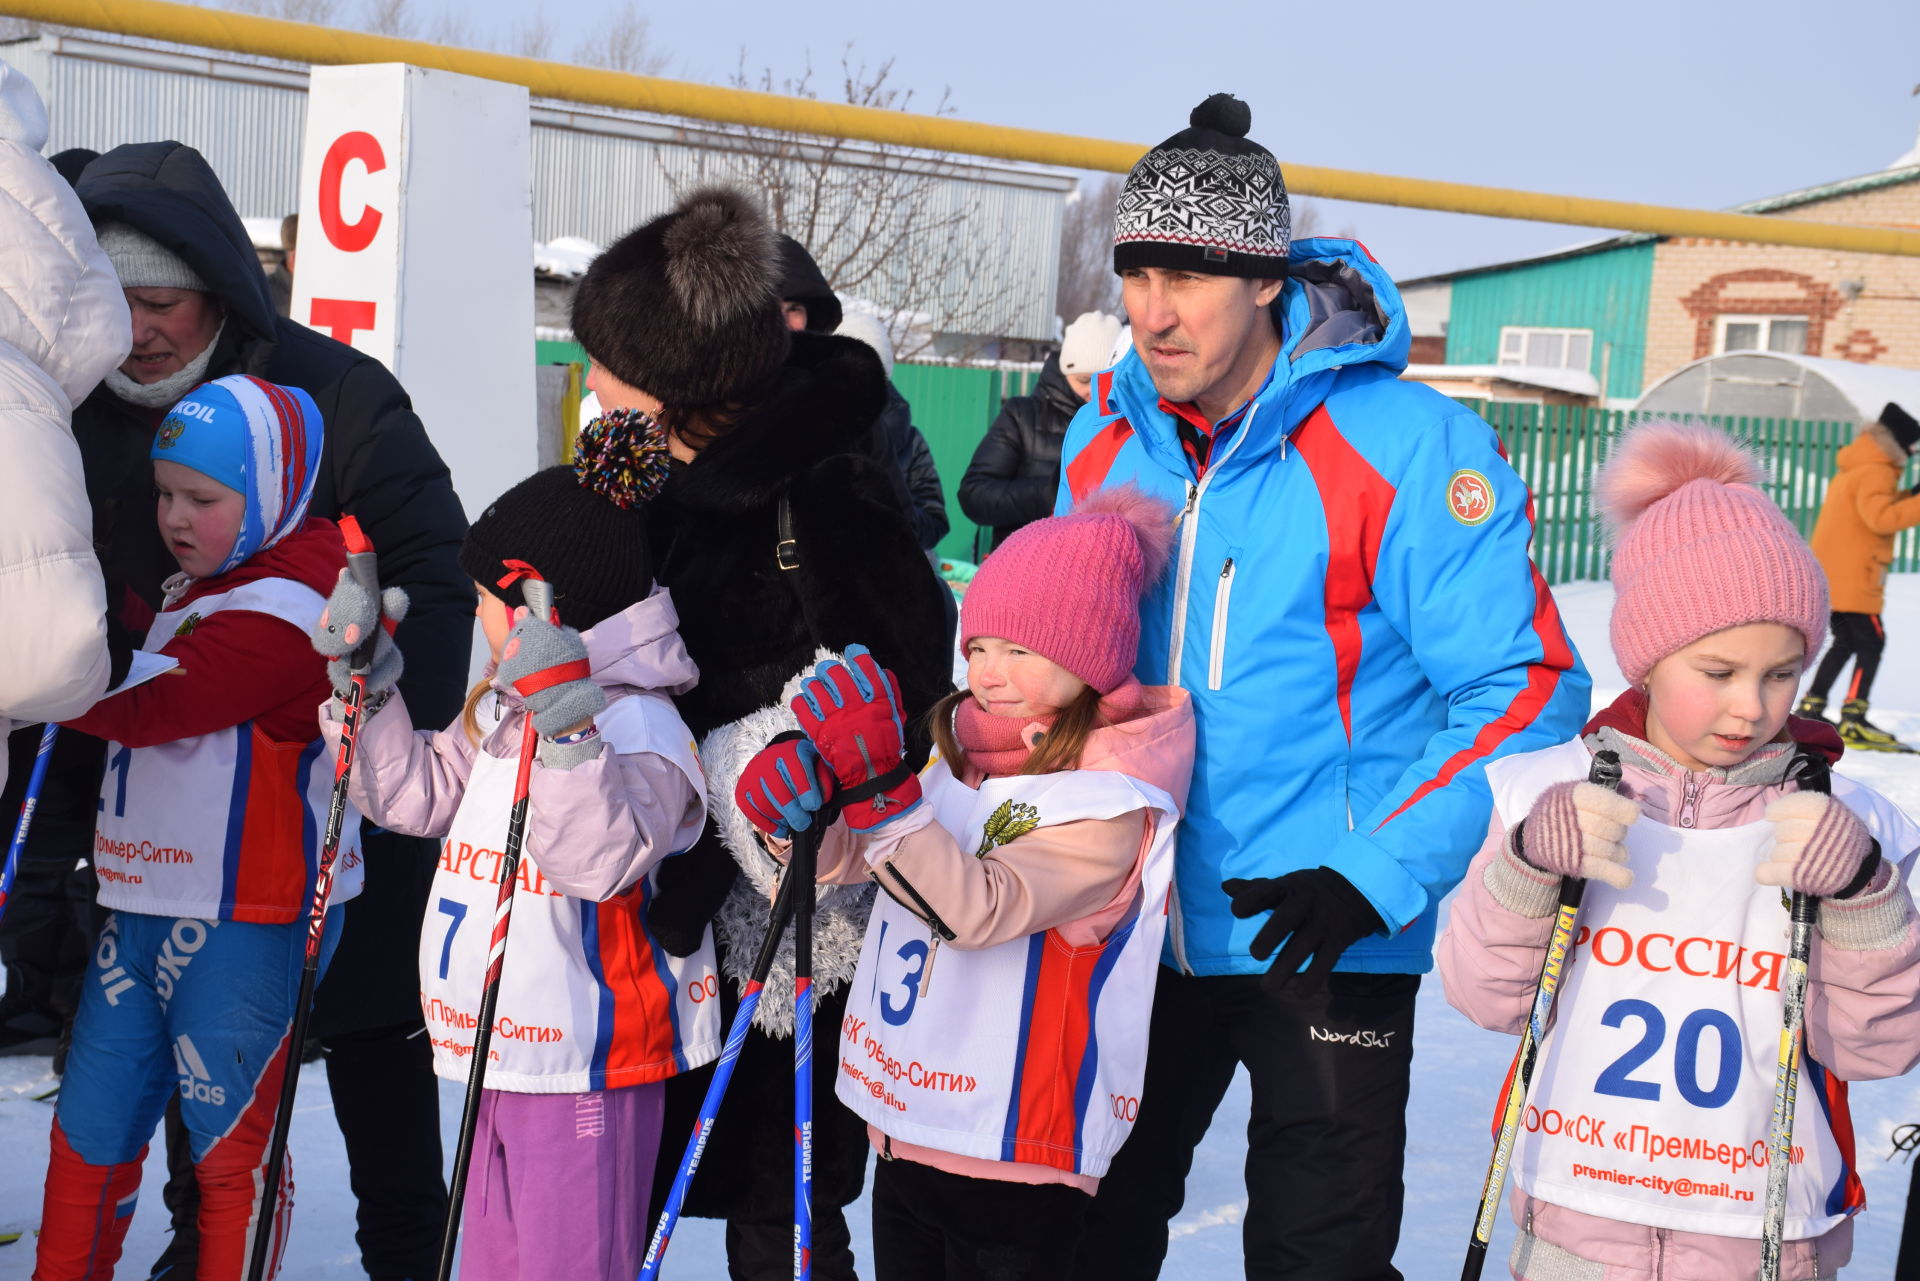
[102,321,226,408]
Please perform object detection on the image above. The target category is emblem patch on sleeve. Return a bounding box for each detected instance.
[1447,469,1495,527]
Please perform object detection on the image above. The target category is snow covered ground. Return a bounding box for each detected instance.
[6,578,1920,1278]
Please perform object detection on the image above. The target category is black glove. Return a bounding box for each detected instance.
[644,829,741,958]
[1223,867,1386,993]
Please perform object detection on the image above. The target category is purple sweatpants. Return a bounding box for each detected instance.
[459,1083,665,1281]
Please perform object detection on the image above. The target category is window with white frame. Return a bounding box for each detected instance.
[1714,314,1809,355]
[1497,326,1594,371]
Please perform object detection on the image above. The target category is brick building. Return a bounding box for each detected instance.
[1397,149,1920,409]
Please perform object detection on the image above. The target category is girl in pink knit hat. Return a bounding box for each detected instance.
[731,486,1197,1280]
[1437,421,1920,1280]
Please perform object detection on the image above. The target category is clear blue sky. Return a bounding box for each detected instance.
[451,0,1919,280]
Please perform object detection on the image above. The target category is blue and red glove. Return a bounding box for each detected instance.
[736,732,835,839]
[791,644,921,833]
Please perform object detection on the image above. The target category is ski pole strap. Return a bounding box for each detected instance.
[511,658,592,698]
[838,761,914,807]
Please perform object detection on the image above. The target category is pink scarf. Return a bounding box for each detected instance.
[953,696,1046,777]
[950,679,1153,778]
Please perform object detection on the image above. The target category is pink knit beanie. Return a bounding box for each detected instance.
[1596,421,1827,685]
[961,486,1176,693]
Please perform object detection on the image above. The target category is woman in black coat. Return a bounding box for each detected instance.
[957,353,1086,553]
[571,185,953,1281]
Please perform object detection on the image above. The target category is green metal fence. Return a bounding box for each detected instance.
[1473,403,1886,584]
[893,361,1040,563]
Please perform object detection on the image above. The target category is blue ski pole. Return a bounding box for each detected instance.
[639,818,823,1281]
[794,825,816,1281]
[0,722,59,930]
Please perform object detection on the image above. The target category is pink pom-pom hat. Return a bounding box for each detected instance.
[1595,420,1827,684]
[960,484,1177,693]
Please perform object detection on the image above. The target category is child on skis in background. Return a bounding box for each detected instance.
[310,409,720,1281]
[37,375,354,1281]
[1801,400,1920,752]
[733,487,1196,1281]
[1437,421,1920,1280]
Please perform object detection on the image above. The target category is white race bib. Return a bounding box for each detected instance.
[421,692,720,1092]
[837,760,1178,1177]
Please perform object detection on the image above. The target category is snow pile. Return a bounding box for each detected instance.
[532,236,601,279]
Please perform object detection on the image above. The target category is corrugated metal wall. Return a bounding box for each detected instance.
[1444,241,1655,401]
[9,35,1066,341]
[19,40,309,218]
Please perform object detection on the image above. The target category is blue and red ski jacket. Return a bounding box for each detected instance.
[1054,237,1592,976]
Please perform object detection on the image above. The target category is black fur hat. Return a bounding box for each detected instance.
[571,185,792,411]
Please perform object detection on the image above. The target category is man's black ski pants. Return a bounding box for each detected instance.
[1072,966,1418,1281]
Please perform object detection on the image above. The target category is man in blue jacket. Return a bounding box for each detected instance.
[1063,96,1590,1281]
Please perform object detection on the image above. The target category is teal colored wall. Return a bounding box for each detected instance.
[1443,241,1655,402]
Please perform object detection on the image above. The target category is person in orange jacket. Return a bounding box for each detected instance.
[1803,401,1920,750]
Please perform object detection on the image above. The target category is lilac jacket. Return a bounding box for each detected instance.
[321,588,706,901]
[1436,727,1920,1280]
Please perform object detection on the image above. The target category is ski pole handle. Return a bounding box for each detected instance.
[1462,749,1621,1281]
[1761,755,1829,1281]
[339,515,382,672]
[522,577,555,625]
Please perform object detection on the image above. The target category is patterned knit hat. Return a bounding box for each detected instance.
[1596,421,1827,685]
[459,409,672,630]
[961,486,1176,693]
[1113,93,1290,280]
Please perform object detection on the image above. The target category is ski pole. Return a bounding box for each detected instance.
[246,515,381,1281]
[1761,752,1830,1281]
[1461,749,1622,1281]
[435,573,556,1281]
[794,818,816,1281]
[0,721,58,930]
[640,818,826,1281]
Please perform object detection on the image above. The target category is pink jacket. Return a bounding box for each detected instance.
[321,588,706,902]
[1436,725,1920,1281]
[806,681,1195,1192]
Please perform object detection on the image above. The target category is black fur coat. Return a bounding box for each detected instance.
[644,331,954,1229]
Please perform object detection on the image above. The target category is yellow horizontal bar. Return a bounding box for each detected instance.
[20,0,1920,259]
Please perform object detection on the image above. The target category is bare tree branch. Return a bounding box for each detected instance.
[572,2,667,76]
[423,6,478,50]
[1055,173,1123,325]
[359,0,415,37]
[657,47,1031,362]
[508,7,555,61]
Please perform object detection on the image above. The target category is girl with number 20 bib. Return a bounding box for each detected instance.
[1439,421,1920,1280]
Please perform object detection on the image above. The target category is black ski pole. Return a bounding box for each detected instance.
[245,515,381,1281]
[1462,749,1622,1281]
[435,573,556,1281]
[1761,752,1830,1281]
